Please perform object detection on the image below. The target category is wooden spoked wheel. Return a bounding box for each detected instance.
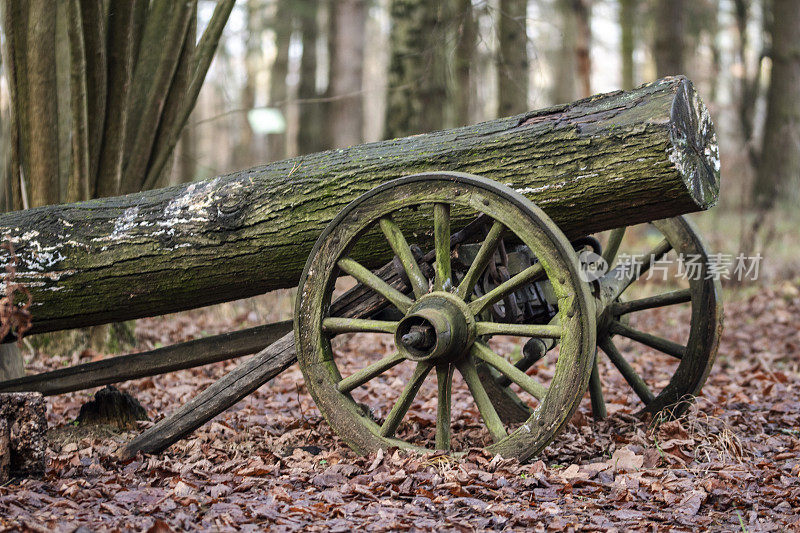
[295,172,595,461]
[588,216,724,418]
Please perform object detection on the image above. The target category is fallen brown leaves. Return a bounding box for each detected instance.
[1,284,799,531]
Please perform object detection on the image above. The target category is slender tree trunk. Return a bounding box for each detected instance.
[497,0,528,116]
[297,0,325,154]
[24,0,60,207]
[328,0,366,148]
[95,0,138,198]
[654,0,685,77]
[0,1,60,376]
[67,0,91,203]
[385,0,451,137]
[235,0,261,169]
[619,0,635,90]
[172,126,196,186]
[753,0,800,208]
[454,0,476,125]
[574,0,592,98]
[122,0,195,193]
[150,8,197,190]
[552,0,577,104]
[268,0,292,161]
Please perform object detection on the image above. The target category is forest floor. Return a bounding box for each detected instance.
[2,269,800,530]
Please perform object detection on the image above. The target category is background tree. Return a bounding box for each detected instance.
[296,0,325,155]
[1,0,233,208]
[752,0,800,208]
[267,0,292,161]
[653,0,685,77]
[619,0,636,90]
[0,0,234,378]
[385,0,452,137]
[497,0,529,116]
[453,0,476,125]
[552,0,592,102]
[327,0,367,149]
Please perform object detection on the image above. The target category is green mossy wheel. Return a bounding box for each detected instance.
[484,216,723,423]
[590,216,724,418]
[295,172,595,461]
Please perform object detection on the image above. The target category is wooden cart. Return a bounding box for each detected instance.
[0,77,723,462]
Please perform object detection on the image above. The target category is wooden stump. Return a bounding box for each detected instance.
[76,386,148,428]
[0,392,46,480]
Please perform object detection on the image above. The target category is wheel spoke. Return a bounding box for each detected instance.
[323,317,399,335]
[475,322,562,339]
[337,352,405,393]
[609,320,686,359]
[435,363,454,451]
[636,239,673,278]
[379,216,428,298]
[471,342,546,400]
[604,239,673,302]
[433,203,452,292]
[338,257,414,314]
[379,362,432,438]
[455,220,505,300]
[602,227,626,267]
[469,262,544,316]
[598,337,655,405]
[588,349,606,420]
[610,288,692,316]
[458,358,507,442]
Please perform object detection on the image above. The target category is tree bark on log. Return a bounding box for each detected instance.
[0,77,720,335]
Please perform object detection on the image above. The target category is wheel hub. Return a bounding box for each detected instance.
[395,292,476,364]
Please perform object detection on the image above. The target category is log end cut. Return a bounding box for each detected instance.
[668,77,721,210]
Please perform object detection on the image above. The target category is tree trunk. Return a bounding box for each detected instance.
[752,0,800,208]
[0,0,233,201]
[385,0,451,137]
[0,77,721,336]
[573,0,592,98]
[620,0,635,90]
[552,0,578,104]
[497,0,529,116]
[267,0,292,161]
[453,0,476,125]
[654,0,685,77]
[328,0,366,148]
[20,0,61,207]
[296,0,325,155]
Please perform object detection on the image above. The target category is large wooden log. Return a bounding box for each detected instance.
[0,76,719,335]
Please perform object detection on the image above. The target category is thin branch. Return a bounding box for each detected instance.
[67,0,91,202]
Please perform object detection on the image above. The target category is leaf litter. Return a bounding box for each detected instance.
[1,284,799,531]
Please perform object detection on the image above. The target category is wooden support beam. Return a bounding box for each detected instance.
[0,321,292,396]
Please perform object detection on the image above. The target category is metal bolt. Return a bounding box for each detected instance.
[401,331,426,348]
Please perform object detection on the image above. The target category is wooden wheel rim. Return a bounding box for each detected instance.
[295,172,595,461]
[606,216,724,416]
